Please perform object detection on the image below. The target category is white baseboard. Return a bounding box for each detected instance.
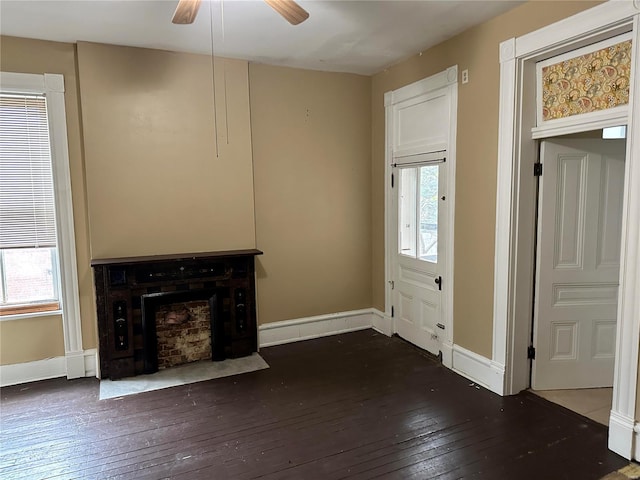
[441,341,453,369]
[66,351,87,379]
[451,344,504,395]
[0,348,98,387]
[84,349,98,377]
[259,309,382,347]
[0,356,66,387]
[633,422,640,461]
[371,308,393,336]
[259,310,505,397]
[608,411,636,459]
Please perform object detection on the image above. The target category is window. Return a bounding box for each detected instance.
[398,164,439,263]
[0,93,61,315]
[603,125,627,139]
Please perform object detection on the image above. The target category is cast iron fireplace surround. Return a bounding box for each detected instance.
[91,249,262,380]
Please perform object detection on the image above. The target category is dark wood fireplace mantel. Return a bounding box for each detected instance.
[91,249,263,266]
[91,249,262,380]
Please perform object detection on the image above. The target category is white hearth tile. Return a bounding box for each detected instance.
[99,353,269,400]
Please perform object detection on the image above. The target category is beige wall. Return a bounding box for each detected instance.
[0,315,65,364]
[250,64,372,324]
[0,36,96,364]
[370,1,602,358]
[77,42,256,259]
[0,39,373,365]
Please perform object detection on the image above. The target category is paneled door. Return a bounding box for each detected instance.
[387,73,456,358]
[392,159,447,356]
[532,139,625,390]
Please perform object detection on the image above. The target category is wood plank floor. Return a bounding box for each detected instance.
[0,330,626,479]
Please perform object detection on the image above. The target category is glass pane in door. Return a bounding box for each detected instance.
[399,168,417,257]
[419,165,438,263]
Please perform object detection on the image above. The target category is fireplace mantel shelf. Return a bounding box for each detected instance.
[91,249,263,267]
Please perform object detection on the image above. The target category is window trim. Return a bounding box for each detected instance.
[0,72,85,377]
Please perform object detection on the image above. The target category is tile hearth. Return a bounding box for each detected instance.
[99,353,268,400]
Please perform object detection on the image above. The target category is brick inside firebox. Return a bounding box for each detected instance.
[155,300,211,369]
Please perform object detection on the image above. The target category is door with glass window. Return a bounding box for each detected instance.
[392,158,446,356]
[386,72,456,357]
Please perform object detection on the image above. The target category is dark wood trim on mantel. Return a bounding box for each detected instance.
[91,249,262,379]
[91,249,263,267]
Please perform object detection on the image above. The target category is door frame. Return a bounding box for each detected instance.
[493,2,640,459]
[384,66,458,368]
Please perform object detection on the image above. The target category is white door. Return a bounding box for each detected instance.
[387,75,455,357]
[392,160,447,356]
[532,139,625,390]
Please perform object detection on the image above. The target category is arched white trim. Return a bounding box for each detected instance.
[0,71,85,379]
[494,1,640,459]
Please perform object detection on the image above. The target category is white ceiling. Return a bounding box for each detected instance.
[0,0,522,75]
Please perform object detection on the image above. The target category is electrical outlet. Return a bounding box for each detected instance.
[462,69,469,84]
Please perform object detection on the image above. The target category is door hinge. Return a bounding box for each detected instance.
[527,345,536,360]
[388,280,395,290]
[534,163,543,177]
[391,172,395,188]
[391,306,394,318]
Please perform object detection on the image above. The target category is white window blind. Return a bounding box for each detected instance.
[0,94,57,249]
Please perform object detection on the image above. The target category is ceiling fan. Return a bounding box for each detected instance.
[172,0,309,26]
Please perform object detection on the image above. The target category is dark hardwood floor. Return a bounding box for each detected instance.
[0,330,626,479]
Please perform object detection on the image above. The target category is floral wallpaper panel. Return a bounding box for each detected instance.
[542,40,632,121]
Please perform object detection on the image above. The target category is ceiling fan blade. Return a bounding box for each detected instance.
[172,0,202,25]
[264,0,309,25]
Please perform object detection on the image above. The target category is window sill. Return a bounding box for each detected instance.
[0,308,62,322]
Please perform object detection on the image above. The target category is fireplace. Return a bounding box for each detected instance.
[140,289,223,374]
[91,250,262,380]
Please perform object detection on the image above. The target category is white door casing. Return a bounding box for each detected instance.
[533,139,625,390]
[494,1,640,459]
[385,66,457,364]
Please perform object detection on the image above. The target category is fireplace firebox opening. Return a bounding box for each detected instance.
[141,289,226,374]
